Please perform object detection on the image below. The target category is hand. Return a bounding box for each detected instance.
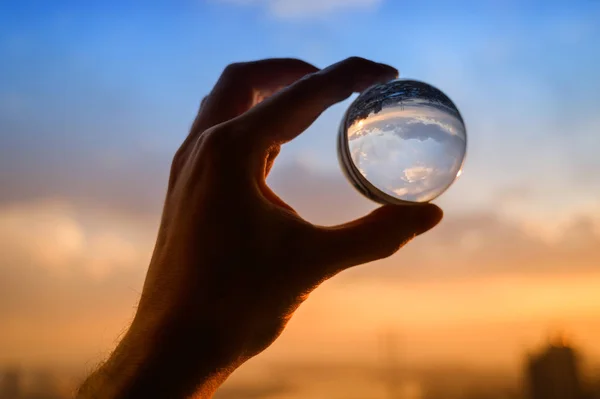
[78,57,443,399]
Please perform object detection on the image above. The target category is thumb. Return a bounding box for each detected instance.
[313,204,443,274]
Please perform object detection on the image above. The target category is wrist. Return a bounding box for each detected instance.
[79,308,244,399]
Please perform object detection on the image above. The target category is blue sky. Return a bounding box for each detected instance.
[2,0,600,368]
[0,0,599,253]
[2,1,599,218]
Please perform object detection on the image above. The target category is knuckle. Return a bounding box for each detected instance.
[170,146,187,172]
[345,56,368,66]
[223,62,243,74]
[202,125,230,151]
[217,62,257,95]
[380,237,411,259]
[221,62,250,82]
[168,145,194,188]
[373,239,403,260]
[200,122,243,156]
[296,70,323,92]
[380,243,399,259]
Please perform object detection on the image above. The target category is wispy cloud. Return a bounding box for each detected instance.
[217,0,382,19]
[0,200,153,280]
[1,160,600,367]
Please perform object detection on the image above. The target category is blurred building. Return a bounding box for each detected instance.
[527,337,584,399]
[0,367,65,399]
[0,367,22,399]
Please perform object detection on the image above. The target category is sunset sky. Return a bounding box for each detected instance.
[1,0,600,386]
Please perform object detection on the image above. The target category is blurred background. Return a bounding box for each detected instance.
[1,1,599,398]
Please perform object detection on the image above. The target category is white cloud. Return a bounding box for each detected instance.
[406,114,461,137]
[348,106,463,139]
[0,200,152,280]
[403,165,433,182]
[218,0,382,19]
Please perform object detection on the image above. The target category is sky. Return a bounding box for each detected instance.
[1,0,600,389]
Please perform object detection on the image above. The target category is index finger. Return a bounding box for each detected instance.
[239,57,398,149]
[190,58,319,136]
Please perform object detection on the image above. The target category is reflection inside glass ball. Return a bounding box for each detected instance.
[339,79,467,203]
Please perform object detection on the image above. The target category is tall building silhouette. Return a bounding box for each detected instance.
[527,336,584,399]
[0,367,22,399]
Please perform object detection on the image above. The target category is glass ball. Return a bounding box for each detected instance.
[338,79,467,204]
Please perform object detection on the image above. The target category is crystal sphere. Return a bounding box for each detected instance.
[338,79,467,204]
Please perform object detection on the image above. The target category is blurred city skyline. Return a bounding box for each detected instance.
[3,333,600,399]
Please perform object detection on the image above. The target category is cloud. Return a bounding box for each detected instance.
[268,160,600,280]
[403,165,434,182]
[0,200,154,280]
[1,159,599,368]
[218,0,382,19]
[405,115,461,138]
[0,200,153,365]
[2,2,600,376]
[1,155,598,284]
[346,117,465,201]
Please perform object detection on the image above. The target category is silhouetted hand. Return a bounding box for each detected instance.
[78,57,443,399]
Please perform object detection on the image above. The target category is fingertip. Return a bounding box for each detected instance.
[377,203,443,235]
[412,203,443,233]
[314,203,442,271]
[377,62,399,80]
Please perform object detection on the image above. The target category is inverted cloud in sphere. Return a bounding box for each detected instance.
[218,0,382,19]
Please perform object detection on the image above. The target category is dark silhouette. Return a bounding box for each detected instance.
[0,367,22,399]
[76,57,442,398]
[7,334,600,398]
[527,337,584,399]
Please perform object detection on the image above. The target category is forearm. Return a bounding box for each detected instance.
[77,312,243,399]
